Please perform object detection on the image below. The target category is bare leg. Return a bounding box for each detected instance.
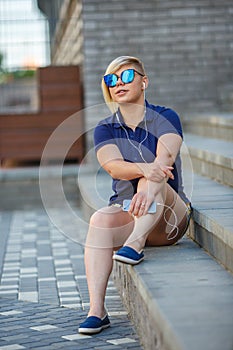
[124,182,188,251]
[84,206,134,318]
[84,184,188,318]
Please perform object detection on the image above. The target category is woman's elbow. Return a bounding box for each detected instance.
[104,164,119,179]
[107,167,116,178]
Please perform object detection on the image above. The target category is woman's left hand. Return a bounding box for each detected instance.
[129,191,154,217]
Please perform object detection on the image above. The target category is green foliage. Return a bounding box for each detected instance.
[0,51,36,83]
[0,69,36,84]
[0,52,3,68]
[12,69,36,79]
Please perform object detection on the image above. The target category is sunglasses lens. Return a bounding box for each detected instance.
[104,74,117,87]
[104,69,136,87]
[121,69,134,84]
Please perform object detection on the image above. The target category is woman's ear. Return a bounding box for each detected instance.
[142,77,149,90]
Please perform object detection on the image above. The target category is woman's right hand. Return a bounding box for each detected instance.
[139,160,174,183]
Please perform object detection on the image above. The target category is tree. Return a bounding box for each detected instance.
[0,52,4,70]
[0,52,6,83]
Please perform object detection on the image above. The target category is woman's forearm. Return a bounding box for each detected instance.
[103,159,144,180]
[103,158,172,182]
[137,177,165,198]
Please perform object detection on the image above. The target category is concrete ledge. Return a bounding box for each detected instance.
[77,165,112,221]
[182,113,233,141]
[113,256,182,350]
[184,133,233,187]
[189,174,233,273]
[113,238,233,350]
[0,164,79,181]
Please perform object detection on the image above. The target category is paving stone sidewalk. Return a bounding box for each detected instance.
[0,298,141,350]
[0,178,142,349]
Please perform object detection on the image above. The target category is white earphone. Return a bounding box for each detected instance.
[143,82,146,89]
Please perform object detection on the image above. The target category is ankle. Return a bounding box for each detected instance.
[124,234,146,252]
[124,241,144,253]
[88,306,106,319]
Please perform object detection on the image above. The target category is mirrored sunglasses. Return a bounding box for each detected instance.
[104,68,144,87]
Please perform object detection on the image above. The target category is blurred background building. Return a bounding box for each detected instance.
[38,0,233,113]
[0,0,49,113]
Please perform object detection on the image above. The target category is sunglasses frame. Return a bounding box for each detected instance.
[104,68,144,87]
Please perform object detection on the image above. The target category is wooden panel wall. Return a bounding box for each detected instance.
[0,66,85,165]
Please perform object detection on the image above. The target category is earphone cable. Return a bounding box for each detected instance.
[115,108,148,163]
[115,106,181,241]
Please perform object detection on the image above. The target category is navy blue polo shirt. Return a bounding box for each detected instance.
[94,100,187,205]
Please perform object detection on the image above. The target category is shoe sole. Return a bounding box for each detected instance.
[78,323,110,334]
[113,254,144,265]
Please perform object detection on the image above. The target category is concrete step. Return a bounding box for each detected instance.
[77,165,112,221]
[78,167,233,350]
[182,113,233,141]
[189,173,233,274]
[184,133,233,187]
[113,238,233,350]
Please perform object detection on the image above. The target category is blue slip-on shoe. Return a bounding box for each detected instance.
[113,246,144,265]
[78,314,110,334]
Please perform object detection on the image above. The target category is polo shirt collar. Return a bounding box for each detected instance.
[113,100,153,129]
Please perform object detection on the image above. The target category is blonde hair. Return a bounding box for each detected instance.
[101,56,146,113]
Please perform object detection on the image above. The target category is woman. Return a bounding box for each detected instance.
[78,56,191,334]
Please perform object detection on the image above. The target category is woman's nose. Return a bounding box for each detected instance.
[116,77,124,86]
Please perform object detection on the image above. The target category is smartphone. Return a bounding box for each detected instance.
[122,199,156,213]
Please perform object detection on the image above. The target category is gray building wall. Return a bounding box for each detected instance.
[82,0,233,117]
[38,0,233,142]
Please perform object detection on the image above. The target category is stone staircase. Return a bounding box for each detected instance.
[183,113,233,273]
[78,113,233,350]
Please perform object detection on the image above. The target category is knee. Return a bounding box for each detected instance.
[86,210,117,249]
[89,211,104,228]
[89,209,116,229]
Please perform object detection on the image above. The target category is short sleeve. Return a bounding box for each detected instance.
[94,122,116,152]
[157,108,183,139]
